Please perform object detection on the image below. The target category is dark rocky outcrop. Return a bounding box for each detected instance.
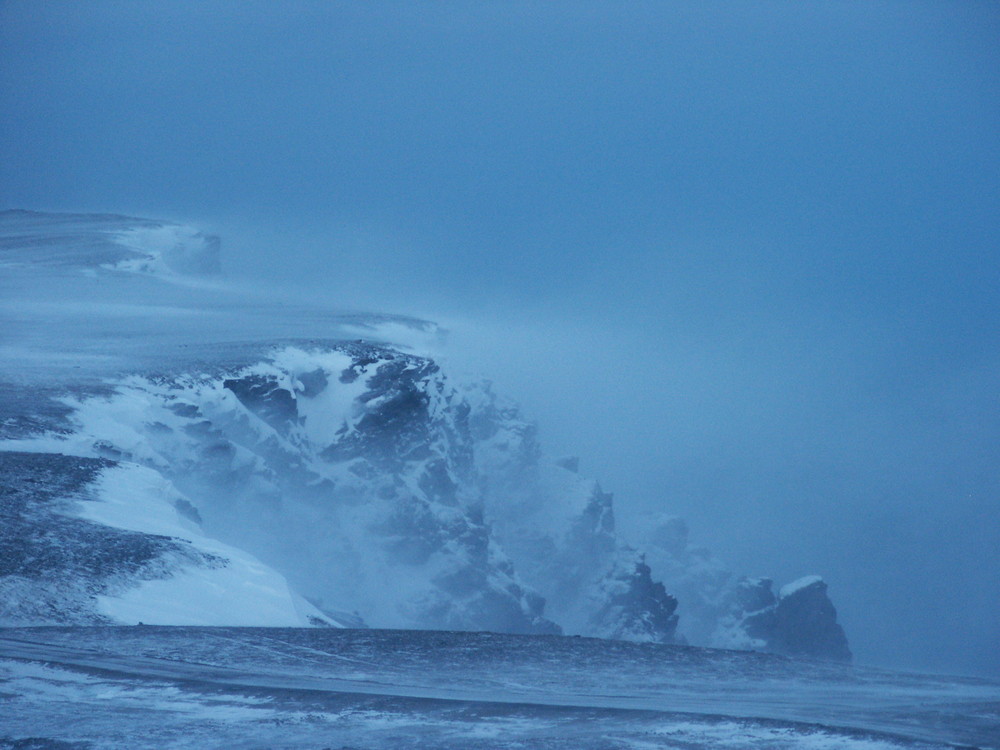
[224,375,300,434]
[742,577,852,662]
[590,556,679,643]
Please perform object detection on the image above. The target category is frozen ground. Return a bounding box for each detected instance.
[2,627,998,749]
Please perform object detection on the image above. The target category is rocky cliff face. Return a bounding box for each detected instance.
[8,341,679,639]
[2,344,557,633]
[465,385,679,642]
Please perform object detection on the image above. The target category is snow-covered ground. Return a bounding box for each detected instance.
[2,627,997,749]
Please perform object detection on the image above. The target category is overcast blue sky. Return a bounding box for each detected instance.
[2,1,999,676]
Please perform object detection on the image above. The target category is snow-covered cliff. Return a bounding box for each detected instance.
[0,211,850,659]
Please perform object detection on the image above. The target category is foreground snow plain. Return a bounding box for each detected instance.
[2,626,998,750]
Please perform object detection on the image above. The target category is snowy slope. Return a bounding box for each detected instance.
[0,452,338,627]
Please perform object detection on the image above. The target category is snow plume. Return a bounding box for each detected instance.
[107,224,221,277]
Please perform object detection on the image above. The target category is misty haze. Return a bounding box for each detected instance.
[1,3,998,749]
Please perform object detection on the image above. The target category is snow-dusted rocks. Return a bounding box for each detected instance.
[641,515,732,646]
[467,386,679,643]
[5,345,557,634]
[588,553,679,642]
[1,341,680,640]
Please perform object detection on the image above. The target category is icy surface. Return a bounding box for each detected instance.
[1,627,997,750]
[781,576,825,599]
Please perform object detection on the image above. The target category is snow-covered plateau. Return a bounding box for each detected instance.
[5,211,992,748]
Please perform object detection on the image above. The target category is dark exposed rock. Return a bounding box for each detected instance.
[296,368,328,397]
[554,455,579,473]
[743,577,852,662]
[173,497,203,525]
[224,374,300,434]
[339,356,380,384]
[168,403,201,418]
[467,386,681,644]
[642,513,852,661]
